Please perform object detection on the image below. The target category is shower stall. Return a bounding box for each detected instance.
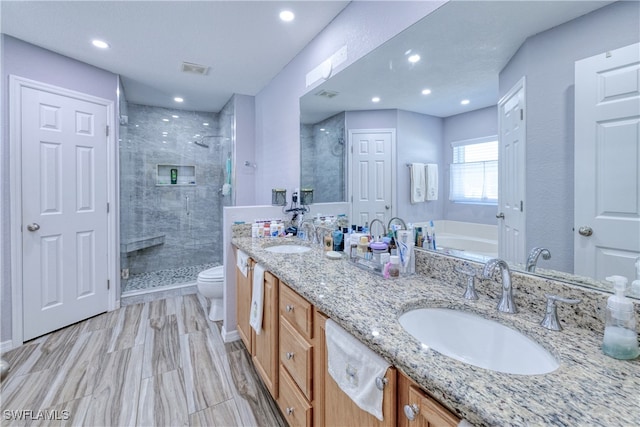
[118,94,234,294]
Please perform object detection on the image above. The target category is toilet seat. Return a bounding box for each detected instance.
[198,266,224,282]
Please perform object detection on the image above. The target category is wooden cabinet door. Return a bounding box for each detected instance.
[397,373,459,427]
[253,271,279,399]
[236,255,253,353]
[314,312,397,427]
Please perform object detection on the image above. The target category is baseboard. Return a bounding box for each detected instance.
[0,340,15,353]
[221,326,240,343]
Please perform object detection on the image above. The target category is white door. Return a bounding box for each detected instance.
[349,130,394,228]
[498,78,526,264]
[21,85,109,340]
[574,43,640,280]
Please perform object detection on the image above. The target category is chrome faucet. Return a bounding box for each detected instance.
[368,218,387,239]
[526,247,551,272]
[387,217,407,232]
[482,258,516,313]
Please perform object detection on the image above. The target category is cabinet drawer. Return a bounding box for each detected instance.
[280,317,313,400]
[406,385,459,427]
[279,367,312,427]
[280,283,313,339]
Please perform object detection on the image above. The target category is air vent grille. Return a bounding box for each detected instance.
[315,89,339,99]
[181,62,210,75]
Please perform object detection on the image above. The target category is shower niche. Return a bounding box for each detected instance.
[156,164,196,186]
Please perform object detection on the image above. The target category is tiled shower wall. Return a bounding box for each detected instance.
[119,99,234,290]
[300,112,345,203]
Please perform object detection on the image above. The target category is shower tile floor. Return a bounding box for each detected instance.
[123,263,217,294]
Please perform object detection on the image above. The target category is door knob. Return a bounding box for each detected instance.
[404,404,419,421]
[385,205,390,210]
[578,226,593,237]
[27,223,40,232]
[496,212,505,219]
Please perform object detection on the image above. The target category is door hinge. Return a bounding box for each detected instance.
[520,200,524,212]
[107,279,110,290]
[107,202,110,213]
[520,109,524,120]
[106,125,110,137]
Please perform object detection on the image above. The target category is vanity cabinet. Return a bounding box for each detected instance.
[253,271,279,398]
[397,373,459,427]
[314,311,398,427]
[235,253,254,351]
[278,282,315,427]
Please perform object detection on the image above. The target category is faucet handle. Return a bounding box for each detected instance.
[540,294,581,331]
[455,265,479,300]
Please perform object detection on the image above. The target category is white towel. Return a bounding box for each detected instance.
[325,319,391,421]
[249,264,265,335]
[236,249,249,277]
[425,163,438,201]
[410,163,426,204]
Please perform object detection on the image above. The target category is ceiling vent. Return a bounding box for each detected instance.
[181,62,210,75]
[315,89,339,99]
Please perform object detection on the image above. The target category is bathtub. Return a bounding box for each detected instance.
[415,220,498,259]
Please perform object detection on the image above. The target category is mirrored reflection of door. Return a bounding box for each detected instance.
[348,129,394,227]
[498,78,526,264]
[574,43,640,280]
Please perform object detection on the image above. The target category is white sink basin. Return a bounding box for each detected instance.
[399,308,559,375]
[264,245,311,254]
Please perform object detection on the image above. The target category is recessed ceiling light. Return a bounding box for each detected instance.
[319,128,326,131]
[408,54,421,63]
[203,123,209,126]
[162,141,167,144]
[421,89,432,95]
[91,39,110,49]
[279,10,295,22]
[162,119,169,122]
[172,115,179,118]
[174,97,184,103]
[372,97,381,103]
[461,99,470,105]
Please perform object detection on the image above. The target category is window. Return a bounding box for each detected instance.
[449,136,498,204]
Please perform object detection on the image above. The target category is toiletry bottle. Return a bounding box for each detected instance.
[332,230,344,252]
[631,257,640,297]
[324,233,333,251]
[602,275,639,360]
[357,236,369,258]
[388,256,400,278]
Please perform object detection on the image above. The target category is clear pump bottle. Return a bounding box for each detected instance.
[602,275,639,360]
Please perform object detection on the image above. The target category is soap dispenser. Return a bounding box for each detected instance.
[631,257,640,297]
[602,275,639,360]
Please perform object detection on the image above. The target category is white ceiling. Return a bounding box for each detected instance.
[1,0,350,112]
[300,0,615,122]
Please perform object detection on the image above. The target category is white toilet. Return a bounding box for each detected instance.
[196,265,224,321]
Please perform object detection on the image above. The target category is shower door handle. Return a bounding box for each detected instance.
[185,196,190,216]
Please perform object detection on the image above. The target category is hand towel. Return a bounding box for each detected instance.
[425,163,438,201]
[236,249,249,278]
[249,264,265,335]
[325,319,391,421]
[410,163,426,204]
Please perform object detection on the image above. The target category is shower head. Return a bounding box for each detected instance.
[193,135,224,148]
[193,140,209,148]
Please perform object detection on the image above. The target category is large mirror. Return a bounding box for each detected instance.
[300,0,640,297]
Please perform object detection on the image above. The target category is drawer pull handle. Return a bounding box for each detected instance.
[286,407,294,416]
[286,352,294,360]
[404,404,419,421]
[286,305,294,312]
[375,376,388,390]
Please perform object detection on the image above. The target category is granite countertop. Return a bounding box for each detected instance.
[232,236,640,426]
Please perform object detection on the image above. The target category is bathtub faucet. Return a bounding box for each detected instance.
[526,247,551,272]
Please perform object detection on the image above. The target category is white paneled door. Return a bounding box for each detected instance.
[574,43,640,280]
[349,130,394,227]
[20,85,109,341]
[498,78,526,265]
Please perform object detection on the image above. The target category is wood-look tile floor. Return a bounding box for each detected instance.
[1,294,286,427]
